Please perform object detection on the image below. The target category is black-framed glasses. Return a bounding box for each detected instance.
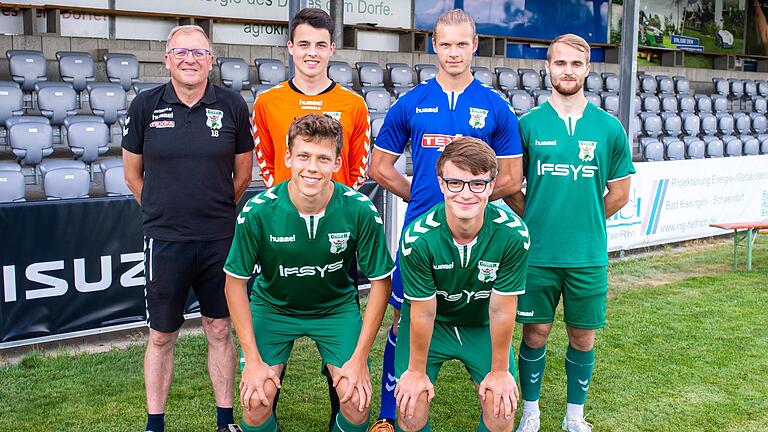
[440,177,494,193]
[167,48,211,60]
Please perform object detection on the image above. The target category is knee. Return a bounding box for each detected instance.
[203,317,232,344]
[242,401,272,426]
[568,334,594,351]
[397,414,428,432]
[522,326,550,349]
[482,410,515,432]
[339,392,369,425]
[148,330,178,350]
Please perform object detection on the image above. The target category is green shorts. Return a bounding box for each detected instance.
[515,266,608,329]
[394,303,518,385]
[239,305,362,370]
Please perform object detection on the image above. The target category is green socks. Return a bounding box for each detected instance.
[565,344,595,405]
[242,413,278,432]
[331,412,370,432]
[518,341,547,402]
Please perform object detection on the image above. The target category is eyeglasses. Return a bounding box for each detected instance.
[167,48,211,61]
[440,177,494,193]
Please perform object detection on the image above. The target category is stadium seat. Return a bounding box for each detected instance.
[678,95,695,113]
[386,63,414,97]
[640,112,662,137]
[585,92,601,107]
[414,64,438,82]
[733,113,760,156]
[700,113,718,136]
[585,72,602,93]
[724,136,742,157]
[104,53,140,92]
[641,94,660,113]
[471,67,493,87]
[38,159,87,177]
[750,114,768,150]
[495,67,518,95]
[603,94,619,117]
[680,113,701,137]
[0,81,24,142]
[602,73,620,93]
[729,79,744,99]
[680,112,705,159]
[357,62,385,88]
[716,112,735,136]
[656,75,674,94]
[673,76,690,94]
[35,82,78,127]
[752,96,767,114]
[364,88,391,114]
[217,57,250,93]
[637,74,656,94]
[743,79,757,99]
[56,51,95,94]
[640,136,664,161]
[634,95,642,115]
[540,70,552,91]
[370,116,385,142]
[712,78,729,96]
[87,83,127,130]
[102,165,130,196]
[6,50,47,92]
[44,166,90,199]
[509,90,533,115]
[8,121,53,183]
[662,137,685,160]
[133,82,165,95]
[660,95,678,113]
[328,61,353,88]
[518,69,541,93]
[684,137,706,159]
[99,156,123,173]
[66,119,109,173]
[757,80,768,98]
[533,89,551,106]
[702,136,724,157]
[0,170,25,203]
[660,112,684,160]
[254,58,286,88]
[695,94,713,114]
[661,112,682,136]
[5,115,49,129]
[630,114,642,144]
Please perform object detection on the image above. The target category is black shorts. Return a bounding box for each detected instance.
[144,236,233,333]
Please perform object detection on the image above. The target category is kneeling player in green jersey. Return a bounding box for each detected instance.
[223,114,395,432]
[394,138,530,432]
[509,34,634,432]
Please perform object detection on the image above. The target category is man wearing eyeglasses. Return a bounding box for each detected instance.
[393,137,529,432]
[122,25,254,432]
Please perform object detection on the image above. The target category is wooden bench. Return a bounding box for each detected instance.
[710,221,768,270]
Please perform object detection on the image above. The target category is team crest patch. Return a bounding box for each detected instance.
[205,108,224,130]
[477,260,499,282]
[469,107,488,129]
[328,232,351,254]
[323,111,342,122]
[578,141,597,162]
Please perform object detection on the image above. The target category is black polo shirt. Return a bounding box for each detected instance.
[122,81,254,242]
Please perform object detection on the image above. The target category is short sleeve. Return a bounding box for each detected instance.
[233,95,255,154]
[490,95,523,158]
[373,96,409,156]
[121,92,145,154]
[223,198,261,279]
[399,239,436,301]
[354,196,395,280]
[492,220,529,296]
[607,120,636,182]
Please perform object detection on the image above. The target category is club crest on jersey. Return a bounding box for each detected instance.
[323,111,342,121]
[477,260,499,282]
[205,108,224,130]
[578,141,597,162]
[328,232,351,254]
[469,107,488,129]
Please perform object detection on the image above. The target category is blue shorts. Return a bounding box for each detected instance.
[389,253,403,310]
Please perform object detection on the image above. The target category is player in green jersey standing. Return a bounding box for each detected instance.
[223,114,395,432]
[394,137,530,432]
[509,34,635,432]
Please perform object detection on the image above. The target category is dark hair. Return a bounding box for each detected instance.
[436,137,498,178]
[287,114,343,156]
[290,8,334,42]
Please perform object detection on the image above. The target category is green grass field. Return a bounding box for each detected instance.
[1,237,767,431]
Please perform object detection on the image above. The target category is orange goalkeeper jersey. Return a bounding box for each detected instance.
[252,80,371,189]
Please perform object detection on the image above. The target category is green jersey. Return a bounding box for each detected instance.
[224,181,395,315]
[519,101,635,267]
[399,202,529,326]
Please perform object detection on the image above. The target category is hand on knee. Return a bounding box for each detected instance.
[242,400,272,426]
[482,409,515,432]
[397,413,428,432]
[339,389,369,424]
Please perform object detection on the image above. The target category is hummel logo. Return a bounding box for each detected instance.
[416,106,438,113]
[530,372,541,384]
[535,139,557,146]
[579,379,590,392]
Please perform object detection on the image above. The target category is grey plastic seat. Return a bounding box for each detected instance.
[585,92,601,107]
[640,112,662,138]
[757,80,768,98]
[603,94,619,116]
[5,115,49,129]
[0,170,25,203]
[104,53,139,92]
[386,63,414,97]
[541,71,552,91]
[64,115,104,127]
[678,95,695,113]
[700,114,718,136]
[104,165,131,196]
[217,58,250,93]
[659,95,678,113]
[496,68,518,95]
[673,76,690,94]
[328,61,354,87]
[357,62,385,88]
[585,73,602,93]
[66,119,109,165]
[752,96,767,114]
[39,159,87,177]
[6,50,47,92]
[533,89,551,106]
[44,167,90,200]
[681,114,700,137]
[519,69,541,93]
[656,75,674,94]
[729,79,744,99]
[36,82,77,126]
[712,78,729,96]
[56,51,95,93]
[641,94,660,113]
[661,113,682,137]
[743,79,757,98]
[370,116,385,142]
[717,113,735,136]
[702,136,724,157]
[364,88,391,113]
[662,138,685,160]
[254,58,286,91]
[724,137,742,157]
[634,95,642,115]
[684,138,706,159]
[630,114,642,143]
[637,74,656,94]
[602,73,620,93]
[743,138,760,155]
[133,82,165,95]
[695,95,713,113]
[414,64,438,82]
[98,157,123,173]
[0,161,21,172]
[640,137,664,161]
[0,82,24,130]
[471,67,493,87]
[9,121,53,182]
[87,83,127,127]
[509,90,533,115]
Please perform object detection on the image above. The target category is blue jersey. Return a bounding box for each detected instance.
[375,77,523,226]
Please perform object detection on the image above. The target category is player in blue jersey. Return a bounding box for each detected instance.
[368,9,523,431]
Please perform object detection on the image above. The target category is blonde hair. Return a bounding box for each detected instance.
[547,34,591,63]
[433,9,477,39]
[166,25,212,52]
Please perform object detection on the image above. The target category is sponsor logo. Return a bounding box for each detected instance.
[328,232,350,254]
[536,160,598,180]
[469,107,488,129]
[152,112,174,120]
[477,260,499,282]
[153,107,172,114]
[300,100,323,110]
[432,262,454,270]
[421,134,462,150]
[416,106,438,114]
[149,120,175,129]
[535,139,557,146]
[436,289,491,303]
[323,111,342,122]
[578,140,597,161]
[205,108,223,130]
[123,116,130,136]
[270,235,295,243]
[517,310,534,317]
[578,378,590,391]
[278,260,344,278]
[530,372,541,383]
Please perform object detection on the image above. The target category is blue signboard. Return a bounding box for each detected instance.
[676,45,704,52]
[414,0,609,44]
[671,35,700,46]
